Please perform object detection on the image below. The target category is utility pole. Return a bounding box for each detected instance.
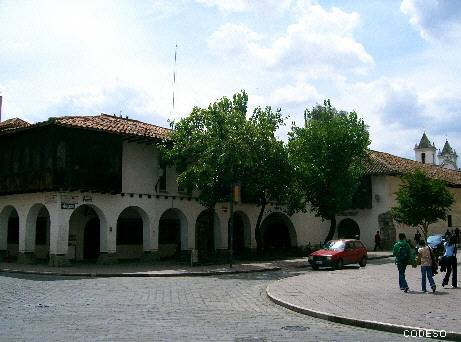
[229,183,234,268]
[229,183,240,268]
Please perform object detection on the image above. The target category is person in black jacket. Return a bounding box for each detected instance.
[442,236,458,288]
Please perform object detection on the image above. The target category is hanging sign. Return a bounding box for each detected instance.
[83,196,93,203]
[61,203,75,210]
[61,195,78,209]
[45,195,57,204]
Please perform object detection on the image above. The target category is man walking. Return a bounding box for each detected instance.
[393,233,416,292]
[414,230,421,245]
[374,231,381,251]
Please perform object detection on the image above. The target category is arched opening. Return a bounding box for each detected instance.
[260,212,297,255]
[22,203,51,262]
[69,204,105,262]
[34,206,51,260]
[7,213,19,257]
[159,208,187,259]
[338,218,360,239]
[195,210,218,261]
[233,213,245,252]
[228,211,250,257]
[84,217,100,260]
[116,207,143,260]
[0,206,19,260]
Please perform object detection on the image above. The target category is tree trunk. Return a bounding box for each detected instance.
[324,215,337,244]
[255,198,267,253]
[421,223,429,242]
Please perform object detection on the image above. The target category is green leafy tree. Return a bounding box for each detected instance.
[242,106,292,251]
[159,91,249,259]
[159,91,290,255]
[287,100,371,243]
[391,168,455,241]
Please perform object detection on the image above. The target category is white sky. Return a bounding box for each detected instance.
[1,0,460,160]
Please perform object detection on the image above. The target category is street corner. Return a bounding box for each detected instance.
[265,260,461,340]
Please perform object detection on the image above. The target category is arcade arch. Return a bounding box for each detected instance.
[0,206,19,259]
[195,210,220,258]
[158,208,188,259]
[338,218,360,239]
[26,204,51,260]
[260,212,297,252]
[228,210,251,256]
[116,207,145,260]
[69,204,107,261]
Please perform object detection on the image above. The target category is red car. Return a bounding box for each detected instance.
[308,239,368,270]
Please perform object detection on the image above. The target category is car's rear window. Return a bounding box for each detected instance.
[354,241,364,249]
[427,235,442,244]
[323,241,345,250]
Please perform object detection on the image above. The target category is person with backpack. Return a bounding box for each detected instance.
[393,233,416,292]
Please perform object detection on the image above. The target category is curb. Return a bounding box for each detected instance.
[266,282,461,341]
[0,266,282,278]
[0,253,393,277]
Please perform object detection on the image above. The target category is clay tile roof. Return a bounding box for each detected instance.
[0,118,31,132]
[368,150,461,186]
[45,113,172,141]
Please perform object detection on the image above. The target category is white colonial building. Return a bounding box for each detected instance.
[1,114,461,266]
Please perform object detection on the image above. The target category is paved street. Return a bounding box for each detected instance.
[1,260,413,342]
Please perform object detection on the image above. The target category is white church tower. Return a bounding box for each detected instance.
[414,133,437,165]
[438,140,458,170]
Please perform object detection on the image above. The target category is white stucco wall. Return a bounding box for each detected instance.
[122,141,158,194]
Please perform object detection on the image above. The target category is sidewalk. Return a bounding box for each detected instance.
[267,257,461,341]
[0,251,391,277]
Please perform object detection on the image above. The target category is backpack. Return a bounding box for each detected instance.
[397,243,409,262]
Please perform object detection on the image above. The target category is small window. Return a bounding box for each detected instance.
[13,147,20,172]
[158,165,167,192]
[421,152,426,164]
[44,143,52,169]
[448,215,453,227]
[22,146,30,171]
[177,179,186,193]
[2,150,10,172]
[57,142,66,169]
[33,144,41,169]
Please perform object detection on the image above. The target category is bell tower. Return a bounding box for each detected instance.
[438,140,458,170]
[414,133,437,164]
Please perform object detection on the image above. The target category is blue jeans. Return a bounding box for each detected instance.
[397,263,408,289]
[421,265,435,291]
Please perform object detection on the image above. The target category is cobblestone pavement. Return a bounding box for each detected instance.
[1,262,415,342]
